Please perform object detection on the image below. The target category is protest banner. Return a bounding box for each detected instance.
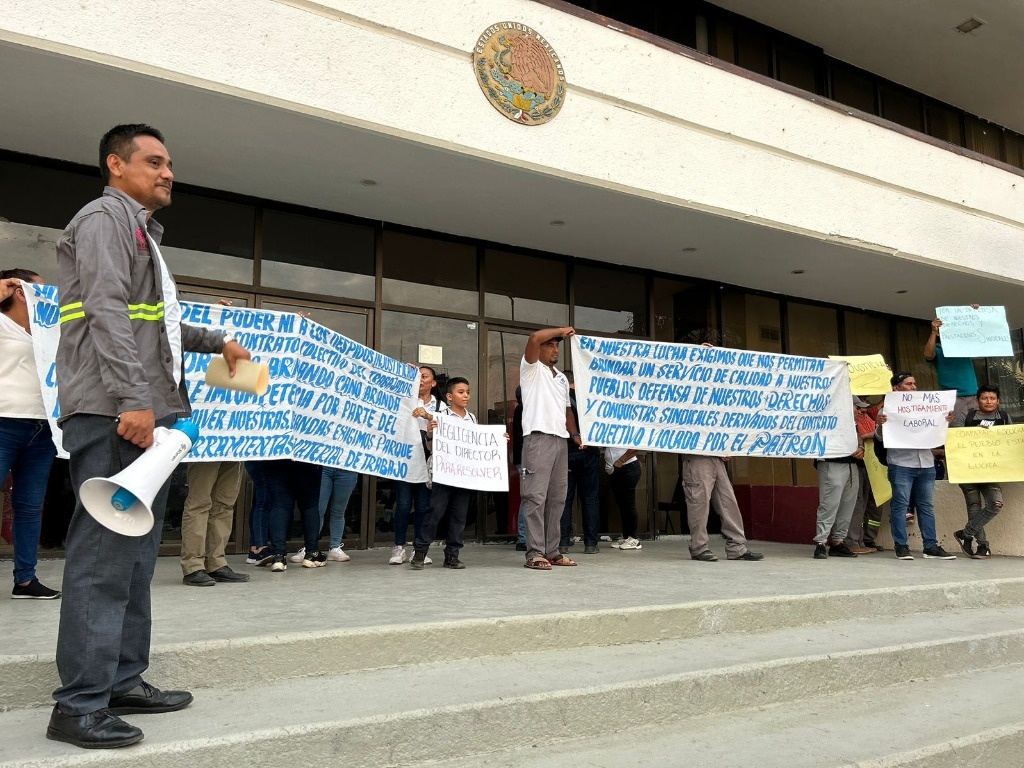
[570,336,857,458]
[828,354,892,395]
[430,414,509,492]
[935,305,1013,358]
[945,424,1024,484]
[880,390,955,449]
[862,437,892,505]
[24,284,426,482]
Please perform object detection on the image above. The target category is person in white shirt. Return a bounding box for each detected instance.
[0,270,60,599]
[519,327,581,570]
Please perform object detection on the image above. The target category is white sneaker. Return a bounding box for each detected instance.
[424,555,433,565]
[389,545,407,565]
[288,547,306,563]
[328,547,350,562]
[618,537,642,550]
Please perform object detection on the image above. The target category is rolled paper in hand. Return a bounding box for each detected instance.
[205,356,269,396]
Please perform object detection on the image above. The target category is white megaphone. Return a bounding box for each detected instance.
[80,419,201,536]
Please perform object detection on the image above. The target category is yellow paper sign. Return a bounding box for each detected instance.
[862,438,892,505]
[945,424,1024,484]
[829,354,893,395]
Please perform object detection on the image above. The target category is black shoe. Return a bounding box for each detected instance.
[828,542,857,558]
[443,555,466,569]
[894,544,914,560]
[302,550,327,568]
[182,571,216,587]
[691,550,718,562]
[974,542,991,558]
[270,554,287,572]
[11,578,61,599]
[208,566,250,583]
[410,551,426,570]
[954,529,974,558]
[46,705,143,749]
[728,551,764,561]
[813,544,828,560]
[108,682,193,715]
[515,542,527,551]
[584,545,599,554]
[922,546,957,560]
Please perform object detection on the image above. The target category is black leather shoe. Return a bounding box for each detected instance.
[46,705,143,749]
[108,682,193,715]
[208,566,250,583]
[182,571,216,587]
[728,551,765,561]
[691,550,719,562]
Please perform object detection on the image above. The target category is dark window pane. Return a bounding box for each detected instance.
[776,45,819,93]
[925,102,964,145]
[382,230,477,314]
[1005,131,1024,170]
[484,249,567,326]
[574,264,647,335]
[260,209,375,301]
[830,64,876,114]
[965,116,1003,160]
[0,159,98,230]
[879,83,923,131]
[713,17,735,63]
[157,192,255,284]
[736,26,771,76]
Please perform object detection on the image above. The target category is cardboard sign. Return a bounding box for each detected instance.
[945,424,1024,484]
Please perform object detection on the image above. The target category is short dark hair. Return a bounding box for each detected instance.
[99,124,165,182]
[890,371,913,387]
[0,268,40,312]
[977,384,1000,399]
[446,377,470,393]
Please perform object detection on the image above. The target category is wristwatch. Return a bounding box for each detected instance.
[221,332,236,350]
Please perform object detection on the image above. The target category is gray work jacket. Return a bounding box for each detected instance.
[55,186,225,424]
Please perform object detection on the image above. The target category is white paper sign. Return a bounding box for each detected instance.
[570,335,858,458]
[430,414,509,491]
[24,284,426,482]
[881,390,956,449]
[935,305,1013,358]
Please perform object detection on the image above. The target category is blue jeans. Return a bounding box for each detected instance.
[244,461,270,550]
[888,464,938,549]
[560,449,601,547]
[0,418,57,584]
[394,481,431,547]
[319,467,358,549]
[264,460,323,555]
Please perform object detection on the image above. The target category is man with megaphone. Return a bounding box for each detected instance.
[46,124,252,750]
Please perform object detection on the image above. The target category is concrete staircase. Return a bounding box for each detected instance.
[3,563,1024,767]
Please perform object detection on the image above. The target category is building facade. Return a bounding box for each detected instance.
[2,0,1022,553]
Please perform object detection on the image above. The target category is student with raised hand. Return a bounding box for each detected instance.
[951,384,1011,559]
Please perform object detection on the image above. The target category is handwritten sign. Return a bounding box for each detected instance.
[430,414,509,491]
[24,285,426,482]
[828,354,892,395]
[880,390,955,449]
[945,424,1024,483]
[862,438,892,505]
[936,305,1013,358]
[570,336,857,458]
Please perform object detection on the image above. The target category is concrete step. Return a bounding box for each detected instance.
[4,604,1024,767]
[6,575,1024,712]
[430,664,1024,768]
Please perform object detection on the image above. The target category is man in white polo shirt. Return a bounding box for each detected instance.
[520,326,581,570]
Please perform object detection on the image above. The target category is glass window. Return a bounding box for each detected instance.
[156,192,255,285]
[843,310,892,359]
[713,17,735,63]
[925,102,965,146]
[983,329,1024,421]
[965,117,1003,160]
[776,45,819,93]
[261,301,368,345]
[260,209,375,301]
[735,25,771,77]
[652,278,716,344]
[573,264,647,336]
[879,83,923,132]
[1004,131,1024,170]
[895,318,937,390]
[829,63,876,114]
[484,249,568,326]
[787,302,839,357]
[381,230,477,314]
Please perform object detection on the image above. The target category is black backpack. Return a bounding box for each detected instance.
[964,409,1010,426]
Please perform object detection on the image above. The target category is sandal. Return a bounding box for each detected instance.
[524,557,552,570]
[549,555,578,566]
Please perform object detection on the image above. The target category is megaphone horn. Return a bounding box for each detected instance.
[80,419,201,536]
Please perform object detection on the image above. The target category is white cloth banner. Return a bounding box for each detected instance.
[881,390,956,449]
[430,414,509,492]
[935,305,1013,357]
[24,284,426,482]
[570,335,858,458]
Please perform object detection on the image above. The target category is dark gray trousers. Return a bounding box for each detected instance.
[53,414,173,715]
